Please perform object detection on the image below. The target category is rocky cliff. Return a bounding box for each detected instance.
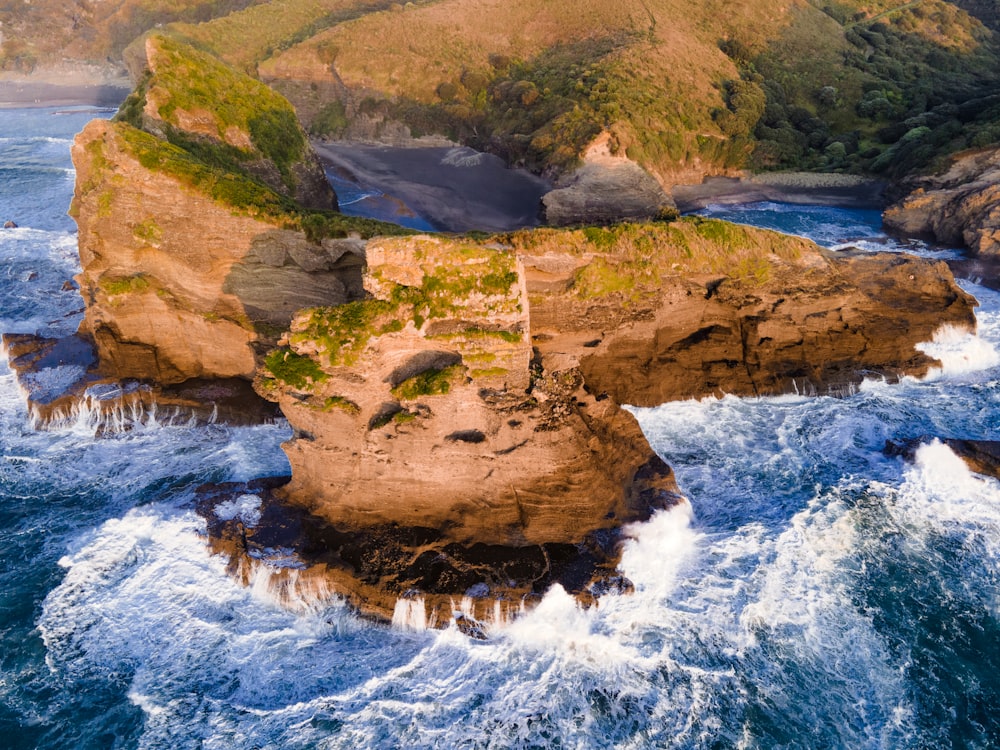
[58,32,982,629]
[72,116,365,384]
[235,219,976,624]
[70,34,409,386]
[258,234,678,547]
[884,146,1000,257]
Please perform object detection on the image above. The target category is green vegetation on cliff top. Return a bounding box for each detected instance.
[111,34,410,239]
[284,236,522,373]
[503,217,812,299]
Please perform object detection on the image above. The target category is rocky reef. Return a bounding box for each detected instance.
[885,146,1000,256]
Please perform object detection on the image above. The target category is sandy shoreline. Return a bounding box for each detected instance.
[0,81,130,109]
[312,140,551,233]
[672,174,887,212]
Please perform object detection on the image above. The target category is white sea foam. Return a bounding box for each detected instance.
[214,493,263,526]
[917,323,1000,379]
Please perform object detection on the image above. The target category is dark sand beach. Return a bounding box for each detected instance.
[312,141,551,233]
[0,81,130,109]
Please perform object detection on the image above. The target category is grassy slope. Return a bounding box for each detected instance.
[169,0,391,74]
[258,0,1000,179]
[8,0,998,181]
[114,33,409,240]
[0,0,266,71]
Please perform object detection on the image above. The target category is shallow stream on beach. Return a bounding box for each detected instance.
[1,108,999,748]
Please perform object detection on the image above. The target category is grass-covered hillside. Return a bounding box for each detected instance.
[0,0,263,73]
[7,0,1000,184]
[265,0,1000,180]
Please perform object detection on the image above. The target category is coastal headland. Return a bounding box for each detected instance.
[4,14,998,629]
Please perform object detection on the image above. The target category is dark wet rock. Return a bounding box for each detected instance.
[885,437,1000,480]
[3,220,17,228]
[1,332,280,430]
[195,478,675,631]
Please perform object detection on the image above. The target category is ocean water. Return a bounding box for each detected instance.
[2,108,999,749]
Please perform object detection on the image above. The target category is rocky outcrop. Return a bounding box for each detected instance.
[884,146,1000,255]
[258,234,680,548]
[238,219,976,625]
[122,34,337,211]
[71,118,365,385]
[540,133,674,226]
[564,252,975,404]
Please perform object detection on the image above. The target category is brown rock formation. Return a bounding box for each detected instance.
[71,118,364,385]
[197,477,643,632]
[540,134,675,226]
[566,252,975,404]
[884,146,1000,256]
[258,234,680,548]
[245,220,976,625]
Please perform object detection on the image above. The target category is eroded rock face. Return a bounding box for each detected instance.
[566,252,975,404]
[246,222,976,625]
[72,118,363,384]
[258,235,680,548]
[541,133,674,226]
[884,146,1000,256]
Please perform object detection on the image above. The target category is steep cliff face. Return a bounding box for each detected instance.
[513,220,977,404]
[72,118,364,384]
[884,146,1000,256]
[258,234,678,546]
[241,220,977,624]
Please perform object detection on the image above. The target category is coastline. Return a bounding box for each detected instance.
[0,81,130,109]
[672,173,887,212]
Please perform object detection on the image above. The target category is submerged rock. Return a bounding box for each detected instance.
[886,437,1000,481]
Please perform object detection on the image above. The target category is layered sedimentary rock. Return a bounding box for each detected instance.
[258,234,679,547]
[884,146,1000,256]
[236,219,976,624]
[68,34,390,386]
[72,117,365,384]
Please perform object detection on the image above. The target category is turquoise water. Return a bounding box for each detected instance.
[2,109,999,748]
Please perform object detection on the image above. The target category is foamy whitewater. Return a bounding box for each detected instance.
[2,108,999,749]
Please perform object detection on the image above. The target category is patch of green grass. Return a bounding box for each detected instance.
[391,365,465,400]
[132,218,163,245]
[99,274,151,296]
[310,100,349,137]
[322,395,360,414]
[393,409,419,424]
[264,347,328,389]
[116,122,408,237]
[470,367,509,378]
[291,299,401,367]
